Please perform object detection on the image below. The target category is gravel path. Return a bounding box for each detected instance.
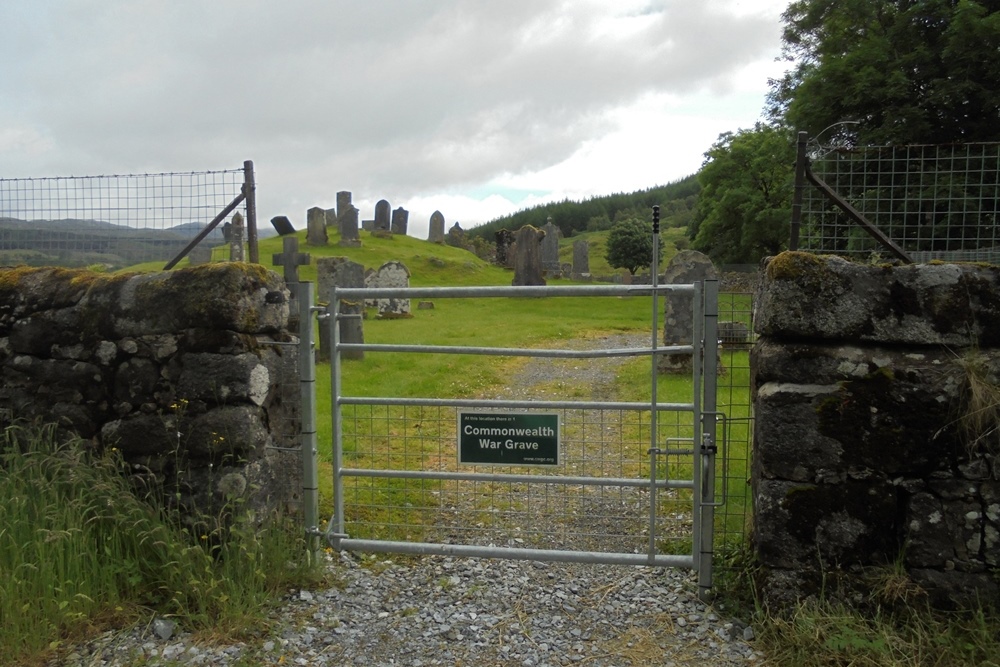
[50,332,763,666]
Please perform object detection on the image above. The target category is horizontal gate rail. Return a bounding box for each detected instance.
[336,343,693,358]
[332,284,695,299]
[338,396,694,411]
[341,467,694,490]
[334,540,695,568]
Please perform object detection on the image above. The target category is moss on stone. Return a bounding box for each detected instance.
[765,251,827,281]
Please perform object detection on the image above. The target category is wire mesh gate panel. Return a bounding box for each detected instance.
[320,283,721,594]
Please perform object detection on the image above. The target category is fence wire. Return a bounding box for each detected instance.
[0,168,246,269]
[800,142,1000,263]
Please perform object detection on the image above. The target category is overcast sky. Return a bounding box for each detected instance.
[0,1,790,238]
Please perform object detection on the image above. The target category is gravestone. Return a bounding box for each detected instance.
[571,239,590,280]
[229,212,245,261]
[391,207,409,235]
[306,207,328,246]
[541,217,561,276]
[270,216,295,236]
[317,257,365,360]
[336,191,352,220]
[271,235,311,333]
[371,261,412,318]
[374,199,391,233]
[339,205,361,247]
[718,320,749,346]
[364,268,377,308]
[511,225,546,286]
[428,211,446,243]
[362,219,375,231]
[660,250,719,374]
[325,207,337,227]
[446,222,467,249]
[495,229,515,268]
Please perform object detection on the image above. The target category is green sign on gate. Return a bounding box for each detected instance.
[458,411,559,466]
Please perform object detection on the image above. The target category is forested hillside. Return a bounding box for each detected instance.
[467,175,699,239]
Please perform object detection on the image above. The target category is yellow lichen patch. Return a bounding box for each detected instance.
[765,251,826,281]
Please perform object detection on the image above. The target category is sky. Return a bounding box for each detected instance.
[0,0,791,239]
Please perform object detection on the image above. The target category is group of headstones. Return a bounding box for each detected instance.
[506,217,591,286]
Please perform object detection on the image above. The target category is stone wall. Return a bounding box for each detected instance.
[752,251,1000,609]
[0,263,301,528]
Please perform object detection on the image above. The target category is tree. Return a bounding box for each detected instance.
[691,124,794,265]
[605,217,663,275]
[768,0,1000,145]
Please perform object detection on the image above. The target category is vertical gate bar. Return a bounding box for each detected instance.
[243,160,259,264]
[790,131,808,250]
[690,282,704,572]
[329,292,345,548]
[298,281,320,562]
[698,279,720,601]
[647,206,661,563]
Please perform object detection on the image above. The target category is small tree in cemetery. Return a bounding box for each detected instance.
[605,217,662,275]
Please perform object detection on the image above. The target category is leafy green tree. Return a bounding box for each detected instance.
[604,217,663,275]
[769,0,1000,145]
[691,124,794,265]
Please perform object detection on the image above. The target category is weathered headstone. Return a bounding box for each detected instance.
[391,207,409,236]
[541,217,561,276]
[271,236,311,333]
[306,207,328,246]
[511,225,546,286]
[270,216,295,236]
[718,320,749,346]
[374,199,391,233]
[362,219,375,231]
[495,229,515,268]
[660,250,719,374]
[571,239,591,280]
[428,211,446,243]
[336,191,352,220]
[316,257,365,360]
[364,268,377,308]
[446,222,467,249]
[371,261,412,318]
[339,205,361,247]
[229,212,245,262]
[325,207,337,227]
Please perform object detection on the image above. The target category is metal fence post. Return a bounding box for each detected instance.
[298,281,320,562]
[698,279,719,601]
[790,131,808,251]
[243,159,259,264]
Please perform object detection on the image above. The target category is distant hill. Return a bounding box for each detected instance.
[0,217,277,269]
[467,175,699,240]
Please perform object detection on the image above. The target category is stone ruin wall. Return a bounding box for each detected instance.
[0,263,301,527]
[752,251,1000,609]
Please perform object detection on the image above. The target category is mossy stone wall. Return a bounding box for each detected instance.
[753,252,1000,609]
[0,263,300,526]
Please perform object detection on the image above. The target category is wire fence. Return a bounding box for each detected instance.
[797,141,1000,263]
[0,164,253,270]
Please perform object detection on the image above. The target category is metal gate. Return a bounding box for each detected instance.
[304,280,721,599]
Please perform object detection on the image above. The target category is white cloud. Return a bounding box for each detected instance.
[0,0,791,232]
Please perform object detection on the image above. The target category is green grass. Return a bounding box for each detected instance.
[0,424,321,666]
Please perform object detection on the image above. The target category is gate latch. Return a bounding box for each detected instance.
[700,434,717,455]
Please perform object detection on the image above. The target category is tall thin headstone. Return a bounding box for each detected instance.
[660,250,720,374]
[306,207,328,246]
[541,217,560,275]
[495,229,515,268]
[390,207,409,235]
[446,222,467,249]
[511,225,546,286]
[571,239,590,280]
[229,212,245,262]
[339,205,361,247]
[336,191,352,220]
[374,199,391,233]
[428,211,445,243]
[316,257,365,360]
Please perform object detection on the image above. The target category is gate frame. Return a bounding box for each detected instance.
[303,281,720,599]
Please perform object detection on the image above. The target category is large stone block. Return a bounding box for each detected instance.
[755,251,1000,346]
